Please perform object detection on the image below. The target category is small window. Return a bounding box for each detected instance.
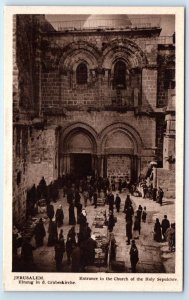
[76,63,88,84]
[113,61,126,89]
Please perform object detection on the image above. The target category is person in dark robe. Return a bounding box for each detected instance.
[76,202,83,224]
[161,215,170,241]
[108,210,116,232]
[93,190,98,208]
[154,218,162,242]
[34,218,46,248]
[78,209,87,233]
[152,187,157,201]
[85,235,97,266]
[67,189,74,204]
[110,233,117,261]
[125,204,134,245]
[67,226,77,244]
[69,203,76,225]
[66,227,76,264]
[55,205,64,227]
[74,190,81,207]
[157,187,164,206]
[115,194,121,212]
[21,239,34,271]
[54,230,65,271]
[47,202,54,221]
[125,204,134,222]
[47,218,58,246]
[129,240,139,272]
[71,243,82,272]
[142,206,147,223]
[38,176,47,199]
[111,178,116,191]
[123,194,132,213]
[108,191,114,211]
[66,237,75,265]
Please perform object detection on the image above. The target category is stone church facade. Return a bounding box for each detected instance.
[13,14,175,225]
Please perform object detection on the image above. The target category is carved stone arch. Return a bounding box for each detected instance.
[99,122,144,155]
[60,122,98,154]
[58,41,101,72]
[63,49,97,72]
[102,38,148,70]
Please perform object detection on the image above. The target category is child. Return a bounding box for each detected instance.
[142,206,147,223]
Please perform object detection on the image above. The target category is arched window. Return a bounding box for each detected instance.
[76,63,88,84]
[113,61,126,89]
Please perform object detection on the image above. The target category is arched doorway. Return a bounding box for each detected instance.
[60,126,98,178]
[68,132,93,177]
[100,124,143,183]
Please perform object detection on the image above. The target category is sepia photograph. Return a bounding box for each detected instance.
[4,6,184,291]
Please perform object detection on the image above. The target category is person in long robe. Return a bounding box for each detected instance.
[161,215,170,241]
[108,210,116,232]
[123,194,132,212]
[71,244,82,272]
[108,192,114,211]
[66,227,76,264]
[54,230,65,271]
[129,240,139,272]
[55,205,64,227]
[47,202,54,221]
[69,203,76,225]
[21,239,34,271]
[85,235,97,266]
[115,194,121,212]
[34,218,46,248]
[154,218,162,242]
[47,218,58,246]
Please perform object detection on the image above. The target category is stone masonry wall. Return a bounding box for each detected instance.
[13,15,57,226]
[27,128,58,186]
[41,30,160,112]
[13,126,57,226]
[156,168,175,199]
[142,68,157,110]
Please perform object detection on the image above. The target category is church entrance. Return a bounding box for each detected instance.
[72,153,92,177]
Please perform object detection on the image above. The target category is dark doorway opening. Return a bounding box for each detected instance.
[73,154,92,177]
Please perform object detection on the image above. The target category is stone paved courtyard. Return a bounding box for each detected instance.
[23,188,175,273]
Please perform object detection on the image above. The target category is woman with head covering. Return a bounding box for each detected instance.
[69,202,76,225]
[34,218,46,248]
[154,218,162,242]
[55,204,64,227]
[54,229,65,271]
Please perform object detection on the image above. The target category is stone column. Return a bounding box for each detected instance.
[100,155,104,177]
[153,166,157,188]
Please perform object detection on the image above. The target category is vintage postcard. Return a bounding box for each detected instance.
[4,6,184,291]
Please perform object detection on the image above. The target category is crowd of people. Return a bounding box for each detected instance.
[13,174,175,273]
[154,215,175,251]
